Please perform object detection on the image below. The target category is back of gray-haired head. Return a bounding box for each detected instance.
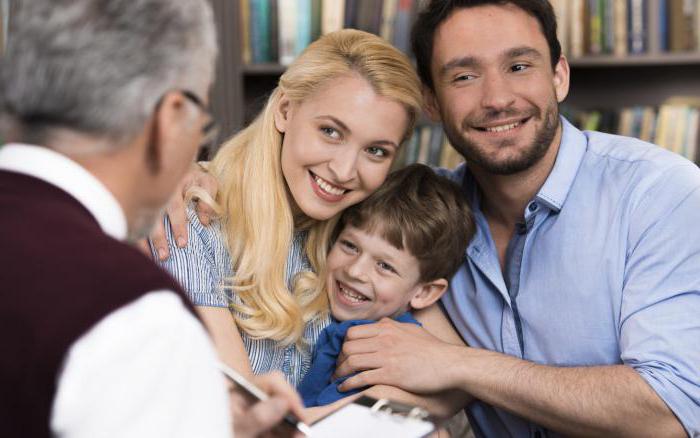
[0,0,217,146]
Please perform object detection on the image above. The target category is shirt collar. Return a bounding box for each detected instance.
[534,117,587,213]
[0,143,128,240]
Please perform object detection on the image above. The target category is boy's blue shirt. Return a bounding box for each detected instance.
[299,311,420,407]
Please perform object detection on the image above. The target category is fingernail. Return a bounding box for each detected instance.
[177,237,186,247]
[158,248,167,260]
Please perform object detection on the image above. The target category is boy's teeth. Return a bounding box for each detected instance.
[339,284,367,303]
[485,122,519,133]
[314,175,345,196]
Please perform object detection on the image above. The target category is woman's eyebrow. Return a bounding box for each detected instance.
[314,115,351,133]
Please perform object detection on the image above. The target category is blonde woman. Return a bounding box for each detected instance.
[158,29,423,387]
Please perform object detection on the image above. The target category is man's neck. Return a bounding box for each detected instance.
[44,130,146,236]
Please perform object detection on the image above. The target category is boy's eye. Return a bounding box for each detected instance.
[377,261,397,274]
[366,146,389,158]
[320,126,341,140]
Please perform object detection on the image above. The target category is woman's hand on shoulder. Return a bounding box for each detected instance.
[139,161,219,261]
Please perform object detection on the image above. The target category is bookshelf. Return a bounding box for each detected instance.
[0,0,12,56]
[210,0,700,165]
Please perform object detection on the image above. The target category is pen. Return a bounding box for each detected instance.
[217,362,314,437]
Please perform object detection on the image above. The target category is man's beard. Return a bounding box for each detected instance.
[444,101,560,175]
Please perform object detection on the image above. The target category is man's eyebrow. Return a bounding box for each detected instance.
[440,56,480,75]
[314,115,351,133]
[506,46,544,60]
[440,47,544,76]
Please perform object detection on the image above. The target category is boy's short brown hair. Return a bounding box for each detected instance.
[338,164,475,283]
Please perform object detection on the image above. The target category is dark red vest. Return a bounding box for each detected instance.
[0,170,197,438]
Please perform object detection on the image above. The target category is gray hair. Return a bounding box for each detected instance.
[0,0,217,145]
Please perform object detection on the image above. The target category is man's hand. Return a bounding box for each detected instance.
[230,372,307,438]
[335,318,464,394]
[142,162,218,261]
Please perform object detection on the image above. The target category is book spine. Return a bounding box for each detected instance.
[241,0,252,64]
[571,0,585,58]
[392,0,413,54]
[589,0,603,54]
[250,0,271,64]
[344,0,358,28]
[628,0,647,54]
[321,0,345,35]
[269,0,279,63]
[646,0,660,53]
[296,0,312,56]
[278,0,297,65]
[603,0,616,53]
[613,0,628,55]
[380,0,399,42]
[310,0,322,41]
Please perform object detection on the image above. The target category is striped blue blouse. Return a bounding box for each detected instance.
[158,208,331,388]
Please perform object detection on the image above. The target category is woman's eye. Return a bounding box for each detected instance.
[366,146,389,158]
[321,126,341,140]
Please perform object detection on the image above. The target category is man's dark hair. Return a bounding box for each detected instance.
[411,0,561,90]
[338,164,474,283]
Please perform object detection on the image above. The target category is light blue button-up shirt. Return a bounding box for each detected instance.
[438,118,700,437]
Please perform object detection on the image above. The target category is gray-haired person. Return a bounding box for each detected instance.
[0,1,304,437]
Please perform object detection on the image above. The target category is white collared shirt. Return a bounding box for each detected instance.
[0,144,231,438]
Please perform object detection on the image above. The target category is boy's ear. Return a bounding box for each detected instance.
[410,278,448,310]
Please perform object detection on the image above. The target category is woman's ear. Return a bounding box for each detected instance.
[410,278,448,310]
[273,92,292,133]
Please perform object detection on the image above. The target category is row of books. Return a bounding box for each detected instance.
[551,0,700,58]
[0,0,11,54]
[563,98,700,163]
[241,0,424,65]
[394,124,464,170]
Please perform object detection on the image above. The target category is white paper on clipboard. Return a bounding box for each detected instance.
[309,396,436,438]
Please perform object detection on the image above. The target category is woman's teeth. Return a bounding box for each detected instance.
[314,175,346,196]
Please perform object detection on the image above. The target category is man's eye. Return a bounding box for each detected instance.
[321,126,341,140]
[454,74,475,82]
[511,64,529,72]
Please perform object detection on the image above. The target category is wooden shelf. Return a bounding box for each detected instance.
[569,52,700,67]
[242,63,287,75]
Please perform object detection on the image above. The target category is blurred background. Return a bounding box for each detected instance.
[2,0,699,167]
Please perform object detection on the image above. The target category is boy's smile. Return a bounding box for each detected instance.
[326,225,425,322]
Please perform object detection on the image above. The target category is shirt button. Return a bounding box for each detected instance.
[528,202,538,212]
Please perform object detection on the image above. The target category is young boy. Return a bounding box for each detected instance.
[298,164,475,407]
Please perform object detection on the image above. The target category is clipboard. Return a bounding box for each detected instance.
[309,395,438,438]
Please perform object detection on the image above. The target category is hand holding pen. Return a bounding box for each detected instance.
[219,362,313,438]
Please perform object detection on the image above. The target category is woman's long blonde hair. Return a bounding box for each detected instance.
[209,29,422,346]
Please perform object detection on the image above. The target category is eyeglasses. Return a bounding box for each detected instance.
[180,90,220,152]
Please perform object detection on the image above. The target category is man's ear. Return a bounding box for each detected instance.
[423,85,442,123]
[410,278,448,310]
[553,55,570,103]
[147,91,195,175]
[273,92,292,133]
